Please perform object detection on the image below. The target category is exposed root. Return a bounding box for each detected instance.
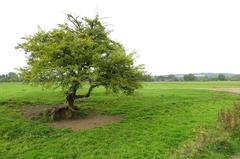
[48,105,80,121]
[23,105,82,121]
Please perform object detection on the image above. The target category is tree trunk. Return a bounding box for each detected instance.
[48,91,79,120]
[66,92,79,111]
[48,84,100,120]
[66,92,75,108]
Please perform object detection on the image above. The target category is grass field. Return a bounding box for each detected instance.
[1,82,240,158]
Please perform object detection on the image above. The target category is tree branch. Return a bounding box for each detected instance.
[75,84,100,99]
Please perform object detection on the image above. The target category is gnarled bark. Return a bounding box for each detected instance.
[66,84,100,109]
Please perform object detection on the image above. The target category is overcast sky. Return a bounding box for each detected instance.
[0,0,240,75]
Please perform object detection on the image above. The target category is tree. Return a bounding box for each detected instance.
[7,72,20,82]
[0,74,7,82]
[218,74,226,81]
[16,14,145,118]
[0,72,21,82]
[157,76,166,81]
[183,74,196,81]
[167,75,178,81]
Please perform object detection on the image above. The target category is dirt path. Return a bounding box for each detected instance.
[209,88,240,95]
[230,155,240,159]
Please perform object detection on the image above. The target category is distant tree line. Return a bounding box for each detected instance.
[149,73,240,82]
[2,72,240,82]
[0,72,22,82]
[183,74,196,81]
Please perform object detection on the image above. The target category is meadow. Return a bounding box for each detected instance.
[1,82,240,158]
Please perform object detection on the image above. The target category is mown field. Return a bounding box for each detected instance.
[1,82,240,158]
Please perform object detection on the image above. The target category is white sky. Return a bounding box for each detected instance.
[0,0,240,75]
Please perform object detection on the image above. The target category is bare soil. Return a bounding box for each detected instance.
[49,113,123,131]
[23,105,123,131]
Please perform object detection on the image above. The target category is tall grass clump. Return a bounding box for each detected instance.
[218,103,240,130]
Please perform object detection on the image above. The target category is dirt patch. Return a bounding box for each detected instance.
[23,105,123,131]
[49,114,123,131]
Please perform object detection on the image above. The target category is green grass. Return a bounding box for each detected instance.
[144,81,240,89]
[1,82,240,158]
